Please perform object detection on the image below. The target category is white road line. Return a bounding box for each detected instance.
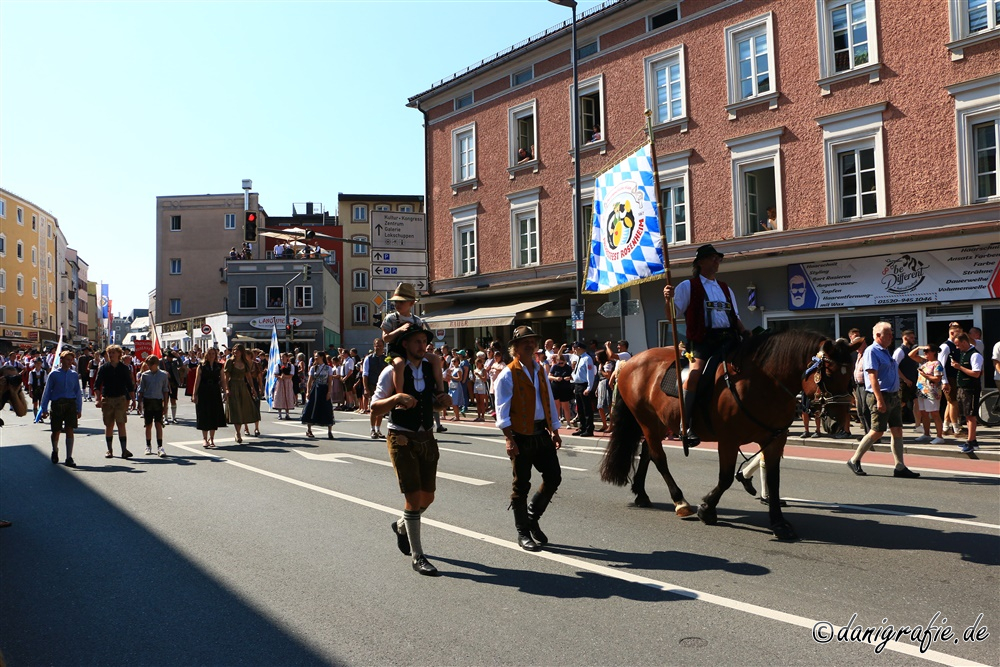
[783,498,1000,531]
[164,441,984,667]
[290,449,492,486]
[446,434,589,471]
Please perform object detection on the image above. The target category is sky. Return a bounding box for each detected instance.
[1,0,604,315]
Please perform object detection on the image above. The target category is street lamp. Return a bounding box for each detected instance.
[549,0,584,330]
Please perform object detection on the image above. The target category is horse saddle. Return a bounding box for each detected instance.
[659,352,725,404]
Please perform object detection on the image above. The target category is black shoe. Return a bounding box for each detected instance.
[682,431,700,457]
[579,430,594,437]
[51,449,59,464]
[64,458,77,468]
[122,449,134,460]
[893,467,920,479]
[735,470,756,496]
[411,555,440,576]
[391,521,411,556]
[517,532,541,552]
[528,516,548,546]
[759,497,787,507]
[846,459,866,476]
[571,430,584,436]
[436,426,447,433]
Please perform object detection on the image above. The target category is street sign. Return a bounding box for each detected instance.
[371,276,427,292]
[371,293,385,308]
[371,212,426,251]
[371,250,426,264]
[371,264,428,279]
[201,324,212,335]
[435,329,446,341]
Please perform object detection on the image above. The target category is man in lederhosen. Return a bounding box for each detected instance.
[493,325,563,552]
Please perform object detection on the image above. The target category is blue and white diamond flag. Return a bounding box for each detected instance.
[265,324,280,410]
[584,143,665,294]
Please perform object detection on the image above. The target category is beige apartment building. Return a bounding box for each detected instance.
[337,193,424,351]
[155,192,262,325]
[0,188,60,352]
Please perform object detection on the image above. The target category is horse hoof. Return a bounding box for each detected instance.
[632,495,652,508]
[772,521,798,541]
[675,504,695,518]
[697,504,718,525]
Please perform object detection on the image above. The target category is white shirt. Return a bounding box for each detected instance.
[493,361,562,432]
[617,351,632,361]
[341,357,355,376]
[371,361,427,432]
[672,275,739,329]
[992,340,1000,382]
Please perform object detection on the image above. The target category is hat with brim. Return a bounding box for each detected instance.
[388,282,419,302]
[693,244,724,262]
[508,325,540,347]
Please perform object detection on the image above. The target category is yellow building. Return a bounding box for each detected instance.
[0,188,59,352]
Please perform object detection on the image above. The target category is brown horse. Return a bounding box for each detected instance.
[599,330,859,540]
[0,365,29,426]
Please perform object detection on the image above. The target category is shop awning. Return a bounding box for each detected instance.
[421,298,556,330]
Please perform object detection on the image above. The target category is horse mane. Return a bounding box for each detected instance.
[731,329,829,375]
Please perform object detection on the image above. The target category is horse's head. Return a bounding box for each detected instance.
[805,337,862,434]
[0,365,28,421]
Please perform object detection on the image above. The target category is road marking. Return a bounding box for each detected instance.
[291,449,492,486]
[784,498,1000,531]
[164,441,984,667]
[442,435,589,471]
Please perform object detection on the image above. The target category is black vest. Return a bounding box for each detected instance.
[898,344,918,384]
[366,353,388,385]
[943,340,959,380]
[956,348,979,389]
[390,360,435,431]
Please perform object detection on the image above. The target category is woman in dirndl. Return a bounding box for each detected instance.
[223,344,256,444]
[271,352,297,420]
[301,351,335,439]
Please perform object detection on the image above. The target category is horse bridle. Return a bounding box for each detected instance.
[802,350,853,410]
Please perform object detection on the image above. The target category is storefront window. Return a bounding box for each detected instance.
[766,316,836,340]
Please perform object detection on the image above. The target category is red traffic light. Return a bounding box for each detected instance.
[246,212,256,222]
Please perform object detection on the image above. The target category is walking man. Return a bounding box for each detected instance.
[370,325,451,576]
[38,350,83,467]
[847,322,920,478]
[94,344,135,459]
[493,325,563,552]
[362,337,388,439]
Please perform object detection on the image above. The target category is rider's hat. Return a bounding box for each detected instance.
[508,325,540,347]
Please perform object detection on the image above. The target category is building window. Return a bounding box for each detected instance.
[948,75,1000,205]
[239,286,257,309]
[374,204,390,212]
[509,100,537,166]
[816,0,880,92]
[660,181,688,245]
[577,40,598,59]
[968,0,1000,33]
[452,124,477,185]
[0,270,5,291]
[512,67,533,86]
[31,247,37,266]
[49,283,53,300]
[724,128,784,237]
[169,299,181,315]
[645,46,687,130]
[452,204,478,277]
[31,215,37,231]
[0,235,4,255]
[170,215,181,231]
[575,75,605,145]
[817,103,887,223]
[47,253,52,271]
[353,269,369,290]
[353,204,368,222]
[352,235,369,256]
[16,241,23,260]
[0,200,5,217]
[353,303,369,325]
[294,285,313,309]
[224,213,236,229]
[16,274,24,295]
[47,224,51,238]
[454,93,473,110]
[0,306,4,322]
[32,278,38,298]
[16,309,23,325]
[515,211,538,267]
[265,286,284,308]
[398,204,414,213]
[16,207,23,225]
[169,258,181,274]
[649,5,680,30]
[724,13,777,118]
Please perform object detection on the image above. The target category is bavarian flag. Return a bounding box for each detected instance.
[584,143,665,294]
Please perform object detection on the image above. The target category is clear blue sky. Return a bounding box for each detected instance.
[1,0,603,314]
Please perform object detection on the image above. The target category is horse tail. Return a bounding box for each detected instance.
[599,397,642,487]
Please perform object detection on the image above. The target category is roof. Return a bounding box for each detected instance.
[337,194,424,203]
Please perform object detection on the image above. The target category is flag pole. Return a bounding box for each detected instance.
[644,109,686,438]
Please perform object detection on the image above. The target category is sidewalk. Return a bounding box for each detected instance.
[784,423,1000,462]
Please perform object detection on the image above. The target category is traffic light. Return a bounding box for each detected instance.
[372,310,383,328]
[302,265,312,282]
[285,322,294,339]
[244,211,258,242]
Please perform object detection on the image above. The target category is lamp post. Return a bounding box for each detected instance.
[549,0,584,330]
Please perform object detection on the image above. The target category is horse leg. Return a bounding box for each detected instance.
[764,441,797,540]
[630,443,652,507]
[697,440,738,526]
[647,442,694,517]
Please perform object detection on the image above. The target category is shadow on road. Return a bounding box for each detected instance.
[544,545,770,576]
[0,444,334,666]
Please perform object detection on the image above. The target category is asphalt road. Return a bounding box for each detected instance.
[1,400,998,667]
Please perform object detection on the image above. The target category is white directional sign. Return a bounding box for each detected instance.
[371,249,426,264]
[372,264,428,280]
[371,212,427,251]
[372,277,427,292]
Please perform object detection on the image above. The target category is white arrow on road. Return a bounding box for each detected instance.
[294,450,492,486]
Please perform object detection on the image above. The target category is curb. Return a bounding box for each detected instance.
[766,434,999,462]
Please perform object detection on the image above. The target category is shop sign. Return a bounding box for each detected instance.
[249,316,303,329]
[2,329,24,339]
[787,243,1000,310]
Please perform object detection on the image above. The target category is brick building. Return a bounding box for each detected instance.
[408,0,999,362]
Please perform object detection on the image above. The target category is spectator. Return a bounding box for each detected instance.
[951,333,983,453]
[910,345,945,444]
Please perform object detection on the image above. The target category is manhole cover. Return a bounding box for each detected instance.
[678,637,709,649]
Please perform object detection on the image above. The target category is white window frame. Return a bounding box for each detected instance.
[572,75,606,149]
[816,103,887,223]
[724,127,785,237]
[238,286,257,310]
[353,204,368,222]
[31,214,37,231]
[48,283,54,301]
[32,278,38,298]
[512,66,534,87]
[47,253,52,272]
[724,13,778,119]
[657,150,693,246]
[169,299,181,315]
[169,215,181,231]
[16,207,23,225]
[398,204,414,213]
[374,204,390,212]
[948,0,1000,60]
[451,204,478,277]
[352,269,369,291]
[0,269,5,292]
[507,188,541,269]
[224,213,236,229]
[0,234,4,256]
[47,223,51,238]
[508,99,538,169]
[351,235,369,256]
[16,274,24,295]
[0,199,5,218]
[816,0,880,94]
[948,74,1000,205]
[353,303,369,325]
[16,241,23,261]
[454,92,473,110]
[16,309,23,325]
[294,285,313,309]
[577,40,599,60]
[169,258,181,275]
[31,246,37,266]
[644,45,688,132]
[0,306,4,322]
[265,286,284,309]
[452,123,477,188]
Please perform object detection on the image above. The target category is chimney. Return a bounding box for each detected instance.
[306,202,314,215]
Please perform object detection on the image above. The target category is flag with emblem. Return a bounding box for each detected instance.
[583,143,665,294]
[265,324,280,410]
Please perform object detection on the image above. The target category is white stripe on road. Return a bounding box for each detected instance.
[783,498,1000,531]
[291,449,492,486]
[443,434,589,471]
[164,440,984,667]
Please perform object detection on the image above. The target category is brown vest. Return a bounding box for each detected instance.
[508,358,553,436]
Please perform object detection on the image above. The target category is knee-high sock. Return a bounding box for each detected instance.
[890,433,905,468]
[65,435,74,459]
[851,432,877,463]
[403,509,423,557]
[170,404,177,420]
[119,436,128,452]
[106,435,113,451]
[51,432,59,451]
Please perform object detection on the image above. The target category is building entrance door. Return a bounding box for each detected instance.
[840,312,917,347]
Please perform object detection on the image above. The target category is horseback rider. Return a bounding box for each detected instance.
[663,244,749,453]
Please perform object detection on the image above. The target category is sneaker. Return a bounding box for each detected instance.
[158,447,166,458]
[370,429,379,440]
[64,458,76,468]
[810,431,824,438]
[893,467,920,478]
[930,437,946,444]
[943,426,954,436]
[969,440,980,450]
[959,443,974,454]
[145,445,153,455]
[913,435,932,444]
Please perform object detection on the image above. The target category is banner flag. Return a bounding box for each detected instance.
[100,284,109,319]
[149,313,162,359]
[36,327,65,422]
[583,143,665,294]
[265,325,280,410]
